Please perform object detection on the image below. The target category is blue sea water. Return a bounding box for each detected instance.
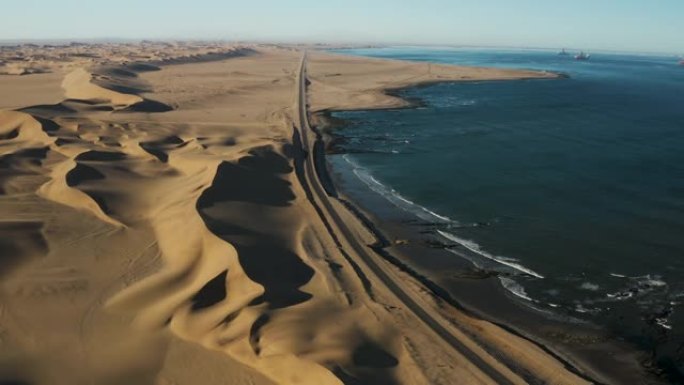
[329,47,684,360]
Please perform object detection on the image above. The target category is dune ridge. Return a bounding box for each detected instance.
[62,68,144,107]
[0,42,256,76]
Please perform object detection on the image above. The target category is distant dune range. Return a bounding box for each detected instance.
[0,43,597,385]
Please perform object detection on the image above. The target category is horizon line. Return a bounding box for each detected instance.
[0,37,681,57]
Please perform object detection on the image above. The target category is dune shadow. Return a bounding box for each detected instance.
[103,83,151,95]
[81,191,112,215]
[329,342,400,385]
[124,62,161,72]
[75,150,127,162]
[17,103,76,118]
[197,147,294,208]
[122,99,173,113]
[62,98,110,106]
[0,147,50,194]
[191,270,228,311]
[34,117,60,133]
[0,221,47,277]
[197,146,314,309]
[21,100,117,116]
[66,163,105,187]
[236,241,314,309]
[140,136,184,163]
[146,136,184,146]
[96,66,138,78]
[332,368,366,385]
[54,138,79,146]
[333,365,400,385]
[66,151,127,216]
[352,343,399,368]
[249,313,271,355]
[150,48,257,66]
[0,128,19,140]
[0,147,49,169]
[140,146,167,163]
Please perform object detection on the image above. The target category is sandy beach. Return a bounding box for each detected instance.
[0,42,633,385]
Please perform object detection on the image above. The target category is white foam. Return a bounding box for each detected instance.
[656,318,673,330]
[499,277,534,302]
[607,292,634,300]
[641,277,667,287]
[610,273,667,288]
[574,303,602,314]
[580,282,600,291]
[431,96,477,108]
[575,304,590,313]
[343,154,453,224]
[341,154,548,307]
[438,230,545,279]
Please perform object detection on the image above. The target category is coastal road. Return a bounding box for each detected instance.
[293,52,521,385]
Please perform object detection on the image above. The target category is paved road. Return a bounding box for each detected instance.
[293,53,519,385]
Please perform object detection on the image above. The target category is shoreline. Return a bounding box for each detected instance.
[300,52,609,384]
[309,84,659,384]
[313,150,602,384]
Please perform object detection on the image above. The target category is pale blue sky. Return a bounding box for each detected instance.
[2,0,682,54]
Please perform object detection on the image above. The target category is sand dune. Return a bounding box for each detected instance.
[62,68,144,109]
[0,43,611,385]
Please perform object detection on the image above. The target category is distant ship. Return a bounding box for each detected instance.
[575,51,590,61]
[558,48,569,56]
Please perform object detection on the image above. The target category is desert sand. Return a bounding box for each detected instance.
[0,42,594,385]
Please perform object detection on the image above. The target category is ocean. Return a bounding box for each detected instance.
[327,47,684,377]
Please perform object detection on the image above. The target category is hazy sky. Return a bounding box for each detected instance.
[2,0,682,54]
